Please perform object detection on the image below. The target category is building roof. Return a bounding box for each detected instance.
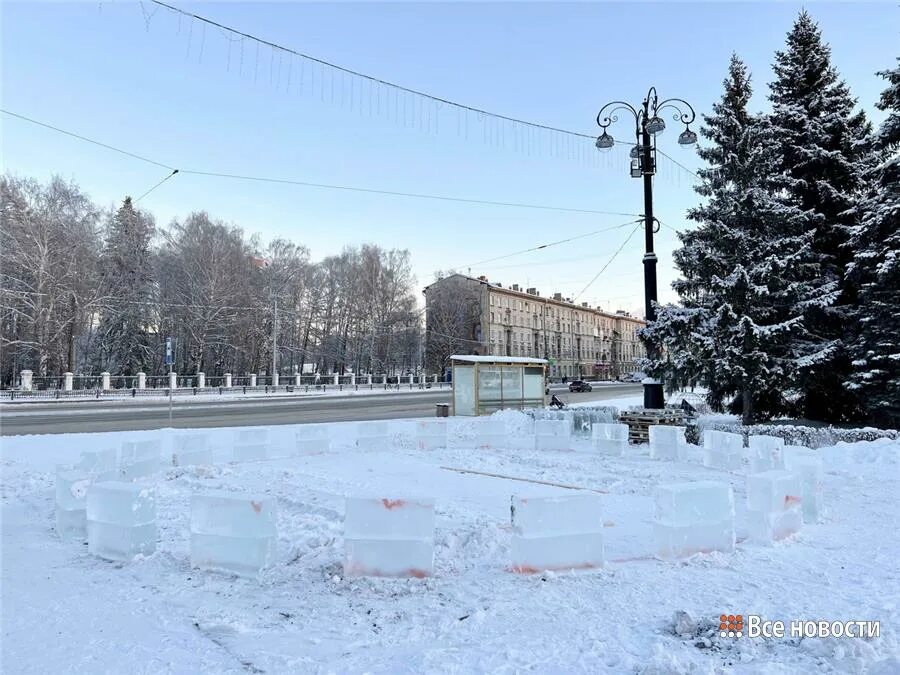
[450,355,548,365]
[425,273,645,325]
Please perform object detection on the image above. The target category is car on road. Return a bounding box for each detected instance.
[617,372,646,383]
[568,380,592,392]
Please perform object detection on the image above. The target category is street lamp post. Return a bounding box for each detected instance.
[595,88,697,409]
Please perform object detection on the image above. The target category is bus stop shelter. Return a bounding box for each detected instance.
[450,356,547,416]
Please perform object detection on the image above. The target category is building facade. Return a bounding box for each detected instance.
[424,274,646,379]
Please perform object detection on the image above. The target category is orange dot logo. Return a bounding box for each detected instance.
[719,614,743,637]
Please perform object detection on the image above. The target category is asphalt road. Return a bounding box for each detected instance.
[0,384,642,436]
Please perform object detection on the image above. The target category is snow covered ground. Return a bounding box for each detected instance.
[2,404,898,673]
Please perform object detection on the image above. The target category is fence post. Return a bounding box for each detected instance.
[63,372,73,391]
[137,372,146,389]
[350,373,356,386]
[272,373,279,387]
[20,370,33,391]
[295,373,301,387]
[224,373,232,388]
[168,371,177,390]
[333,373,339,386]
[197,372,205,389]
[101,372,111,391]
[367,373,373,385]
[250,374,257,388]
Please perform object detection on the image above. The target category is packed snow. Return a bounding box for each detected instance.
[2,405,898,673]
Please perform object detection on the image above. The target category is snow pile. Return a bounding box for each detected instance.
[2,418,899,672]
[699,421,899,448]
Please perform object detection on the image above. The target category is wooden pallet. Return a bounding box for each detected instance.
[618,408,685,443]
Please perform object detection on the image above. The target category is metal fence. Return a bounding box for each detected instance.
[1,380,451,401]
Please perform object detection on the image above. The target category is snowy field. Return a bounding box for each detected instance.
[2,404,898,674]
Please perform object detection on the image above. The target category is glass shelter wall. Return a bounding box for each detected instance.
[451,358,547,416]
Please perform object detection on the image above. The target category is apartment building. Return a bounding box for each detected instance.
[424,274,646,379]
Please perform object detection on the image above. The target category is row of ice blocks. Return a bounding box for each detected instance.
[440,418,505,450]
[654,481,735,558]
[172,433,213,467]
[534,419,571,451]
[87,482,157,560]
[295,424,331,455]
[649,425,688,461]
[191,491,277,577]
[415,419,447,450]
[748,435,785,473]
[55,468,94,539]
[702,430,744,470]
[344,497,435,577]
[783,446,823,523]
[746,470,803,542]
[592,423,628,456]
[57,442,158,537]
[510,494,604,572]
[356,421,390,451]
[233,428,271,461]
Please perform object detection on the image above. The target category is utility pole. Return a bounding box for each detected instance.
[271,299,278,383]
[595,88,697,408]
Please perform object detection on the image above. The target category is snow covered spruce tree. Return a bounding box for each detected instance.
[643,55,810,424]
[94,197,157,375]
[768,11,873,422]
[847,58,900,426]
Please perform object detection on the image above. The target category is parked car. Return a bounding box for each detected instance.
[568,380,592,392]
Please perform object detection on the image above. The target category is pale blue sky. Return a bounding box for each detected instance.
[2,2,896,314]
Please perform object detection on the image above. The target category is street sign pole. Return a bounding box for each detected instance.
[166,337,174,428]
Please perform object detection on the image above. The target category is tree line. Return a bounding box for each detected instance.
[645,11,899,427]
[0,180,422,385]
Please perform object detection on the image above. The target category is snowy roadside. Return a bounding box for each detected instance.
[0,380,626,407]
[2,409,897,673]
[0,384,452,406]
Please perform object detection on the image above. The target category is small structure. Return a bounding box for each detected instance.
[449,355,547,416]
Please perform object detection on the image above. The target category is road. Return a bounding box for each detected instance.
[0,384,642,436]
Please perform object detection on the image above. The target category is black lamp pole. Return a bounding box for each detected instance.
[595,88,697,409]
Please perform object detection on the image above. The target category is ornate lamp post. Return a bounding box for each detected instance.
[595,88,696,409]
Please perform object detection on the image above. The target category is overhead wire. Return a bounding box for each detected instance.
[150,0,598,142]
[573,221,644,302]
[460,218,642,269]
[136,169,179,201]
[2,109,643,219]
[148,1,699,180]
[1,110,175,171]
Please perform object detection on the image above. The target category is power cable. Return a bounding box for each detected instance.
[181,169,643,217]
[573,221,643,301]
[655,149,700,180]
[0,110,175,171]
[150,0,597,141]
[136,169,179,201]
[148,1,698,180]
[460,218,641,269]
[2,109,643,218]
